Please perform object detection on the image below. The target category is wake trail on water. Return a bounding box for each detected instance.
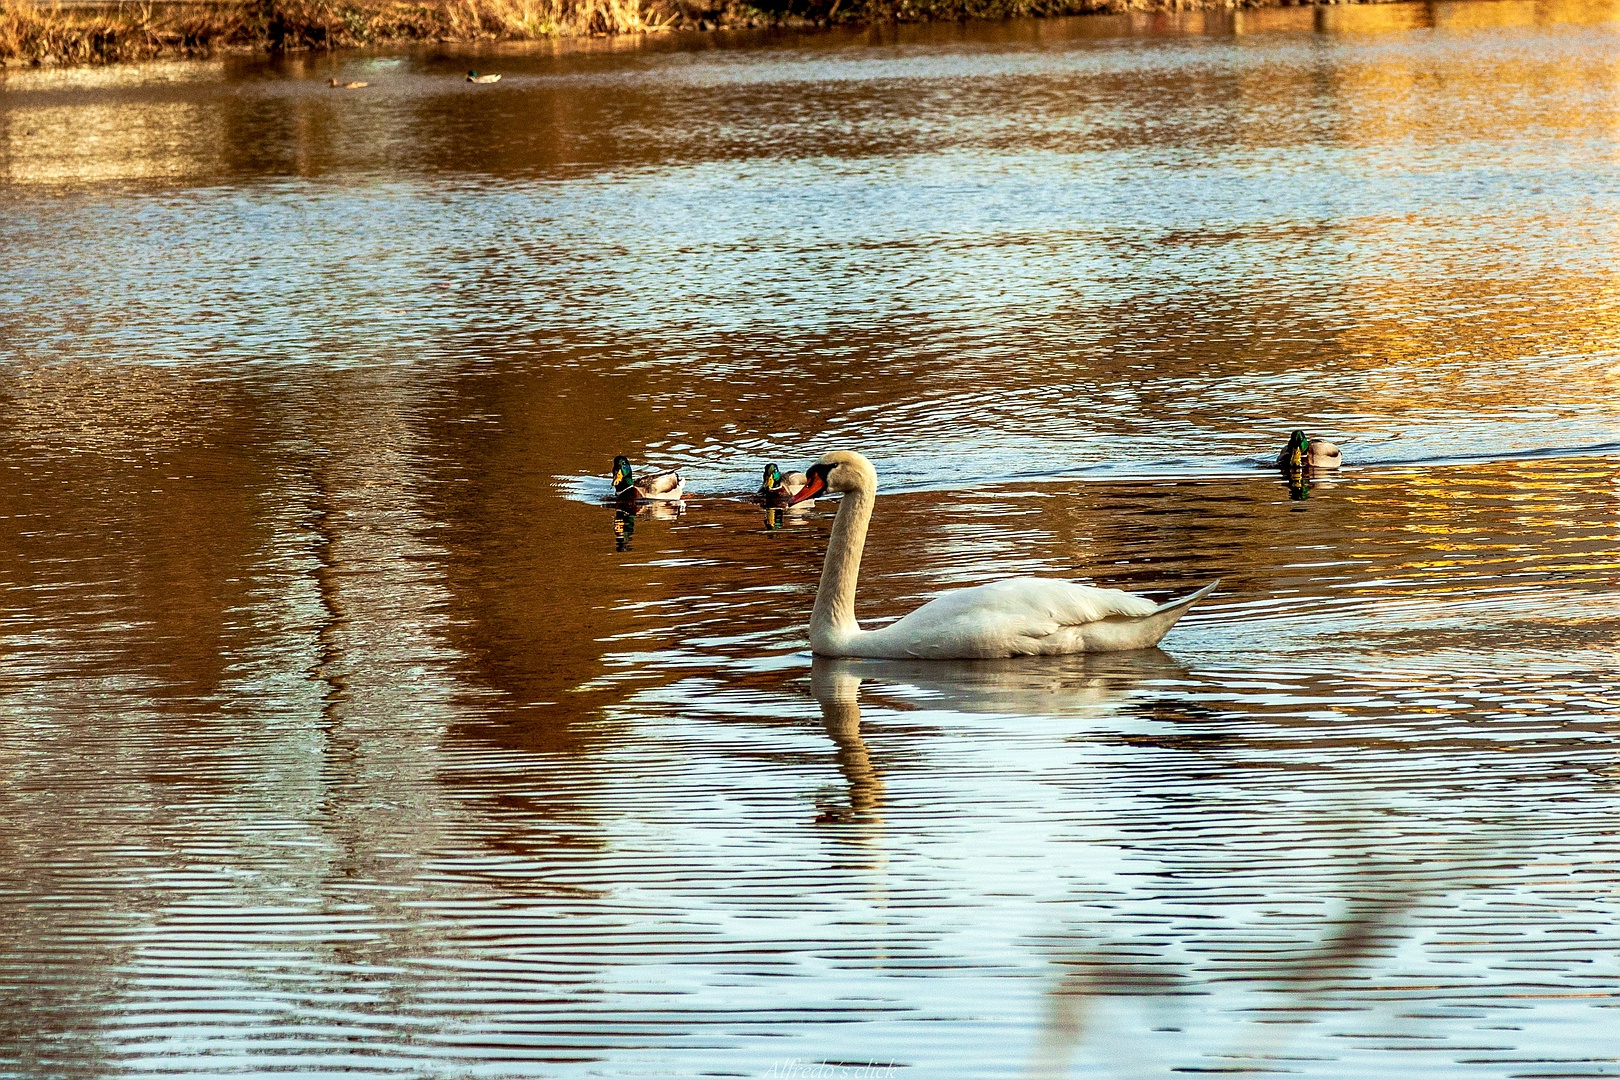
[556,440,1620,504]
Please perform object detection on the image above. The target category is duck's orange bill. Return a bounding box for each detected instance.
[787,473,825,506]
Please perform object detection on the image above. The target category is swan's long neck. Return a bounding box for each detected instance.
[809,480,875,654]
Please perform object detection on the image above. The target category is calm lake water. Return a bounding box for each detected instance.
[4,2,1620,1076]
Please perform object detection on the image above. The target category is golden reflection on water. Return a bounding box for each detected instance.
[1,100,225,183]
[2,0,1620,184]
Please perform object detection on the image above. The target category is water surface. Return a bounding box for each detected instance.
[4,3,1620,1076]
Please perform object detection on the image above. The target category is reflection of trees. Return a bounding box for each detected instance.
[308,462,347,719]
[1026,876,1419,1080]
[0,364,279,1068]
[417,352,671,756]
[0,357,643,1066]
[0,363,269,700]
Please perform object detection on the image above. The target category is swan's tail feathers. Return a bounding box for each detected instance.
[1084,580,1218,652]
[1153,580,1220,615]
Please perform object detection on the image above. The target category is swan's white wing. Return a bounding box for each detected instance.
[857,577,1157,660]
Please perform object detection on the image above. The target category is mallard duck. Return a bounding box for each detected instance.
[328,78,369,88]
[612,455,684,502]
[466,71,501,84]
[758,462,813,508]
[1276,430,1342,471]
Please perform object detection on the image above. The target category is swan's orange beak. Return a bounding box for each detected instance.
[787,471,826,506]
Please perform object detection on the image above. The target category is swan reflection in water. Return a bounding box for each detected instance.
[818,648,1189,717]
[809,659,885,824]
[807,650,1188,824]
[810,652,1424,1076]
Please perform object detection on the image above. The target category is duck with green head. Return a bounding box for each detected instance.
[612,455,684,503]
[758,462,813,508]
[1276,430,1342,472]
[466,70,502,84]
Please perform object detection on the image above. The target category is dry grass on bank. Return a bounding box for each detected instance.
[0,0,1316,66]
[2,2,231,64]
[0,0,673,65]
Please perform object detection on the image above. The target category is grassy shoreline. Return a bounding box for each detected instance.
[0,0,1391,66]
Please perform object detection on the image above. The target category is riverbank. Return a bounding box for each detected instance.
[2,0,1389,67]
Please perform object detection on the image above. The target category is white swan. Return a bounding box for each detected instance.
[786,451,1217,659]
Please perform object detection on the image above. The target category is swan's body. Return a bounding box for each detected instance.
[612,456,684,503]
[1277,430,1342,471]
[759,463,813,508]
[467,71,501,83]
[788,451,1215,660]
[827,576,1214,659]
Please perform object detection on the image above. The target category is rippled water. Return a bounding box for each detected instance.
[5,2,1620,1076]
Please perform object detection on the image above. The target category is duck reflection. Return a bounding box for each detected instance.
[762,505,815,531]
[610,500,684,550]
[1285,467,1347,504]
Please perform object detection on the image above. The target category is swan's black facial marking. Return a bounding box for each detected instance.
[788,462,833,506]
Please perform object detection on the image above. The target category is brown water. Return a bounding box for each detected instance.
[4,3,1620,1076]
